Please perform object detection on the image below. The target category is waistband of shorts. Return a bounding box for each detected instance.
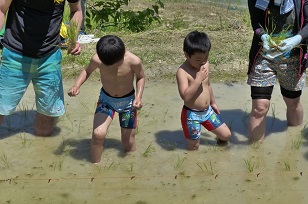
[101,87,135,98]
[183,105,209,112]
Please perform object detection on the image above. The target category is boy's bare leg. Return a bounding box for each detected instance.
[212,123,231,143]
[121,128,136,152]
[34,113,57,136]
[283,96,303,126]
[187,139,200,150]
[248,99,270,142]
[91,113,112,163]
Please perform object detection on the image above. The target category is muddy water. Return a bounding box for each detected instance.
[1,80,308,204]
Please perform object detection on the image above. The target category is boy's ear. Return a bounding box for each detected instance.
[184,52,189,59]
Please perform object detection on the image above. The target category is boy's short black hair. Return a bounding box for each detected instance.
[96,35,125,65]
[183,30,211,57]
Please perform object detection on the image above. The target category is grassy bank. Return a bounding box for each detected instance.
[62,0,253,83]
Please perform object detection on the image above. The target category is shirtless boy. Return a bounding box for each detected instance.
[68,35,145,163]
[176,30,231,150]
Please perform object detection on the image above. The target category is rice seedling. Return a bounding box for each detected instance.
[19,133,28,148]
[241,110,249,129]
[259,23,291,49]
[270,103,277,128]
[103,159,115,170]
[293,176,300,181]
[244,157,255,172]
[208,144,221,152]
[174,155,186,169]
[95,165,103,173]
[251,141,262,151]
[300,124,308,138]
[1,153,10,168]
[66,20,78,54]
[292,135,302,150]
[18,102,30,121]
[142,142,155,158]
[107,160,115,170]
[77,117,82,133]
[163,108,168,123]
[284,160,291,171]
[130,162,134,173]
[80,101,91,113]
[64,112,74,131]
[50,162,57,171]
[58,157,65,171]
[161,139,177,151]
[196,160,214,174]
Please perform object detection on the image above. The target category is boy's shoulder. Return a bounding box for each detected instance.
[124,51,142,65]
[177,61,190,73]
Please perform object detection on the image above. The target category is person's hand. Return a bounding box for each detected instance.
[133,98,142,110]
[211,103,220,114]
[69,41,81,55]
[67,86,80,97]
[278,35,302,53]
[261,34,277,52]
[196,65,208,82]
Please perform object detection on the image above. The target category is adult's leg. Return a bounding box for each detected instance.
[248,86,273,142]
[91,113,112,163]
[248,98,270,142]
[283,96,303,126]
[34,113,57,136]
[121,128,136,152]
[280,86,303,126]
[33,49,65,136]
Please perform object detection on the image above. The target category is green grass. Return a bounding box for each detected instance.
[61,0,251,83]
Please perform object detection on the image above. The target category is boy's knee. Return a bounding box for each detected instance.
[92,128,107,143]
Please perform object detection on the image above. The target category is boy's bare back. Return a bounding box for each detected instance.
[176,60,211,111]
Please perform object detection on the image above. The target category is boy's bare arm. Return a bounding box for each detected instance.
[131,58,145,108]
[68,54,100,96]
[176,63,208,102]
[208,82,220,114]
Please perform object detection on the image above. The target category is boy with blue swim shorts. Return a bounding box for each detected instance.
[176,31,231,150]
[0,0,82,136]
[68,35,145,163]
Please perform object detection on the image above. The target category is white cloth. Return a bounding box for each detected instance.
[255,0,294,14]
[77,34,100,44]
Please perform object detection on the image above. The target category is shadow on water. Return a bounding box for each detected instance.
[54,138,123,162]
[220,109,287,144]
[155,108,287,151]
[0,110,62,139]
